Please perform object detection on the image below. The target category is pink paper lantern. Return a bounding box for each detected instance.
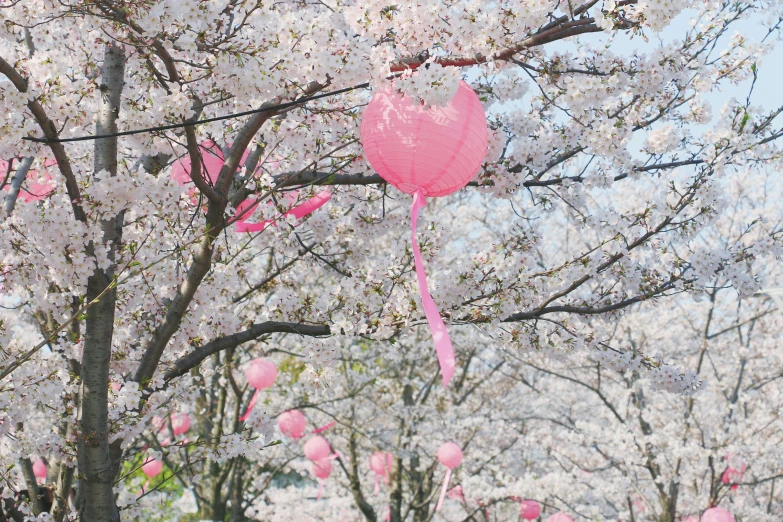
[171,413,190,436]
[32,458,47,481]
[278,409,307,439]
[701,507,735,522]
[547,514,574,522]
[435,442,463,511]
[170,140,250,187]
[239,358,277,421]
[360,80,487,387]
[0,158,57,202]
[520,500,542,520]
[246,358,277,389]
[142,459,163,478]
[369,451,393,494]
[448,485,465,502]
[304,436,332,462]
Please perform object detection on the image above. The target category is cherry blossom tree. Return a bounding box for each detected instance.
[1,0,782,520]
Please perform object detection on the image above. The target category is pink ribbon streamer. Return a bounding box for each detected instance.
[374,476,380,495]
[435,468,452,511]
[312,421,335,434]
[236,189,332,233]
[317,480,324,500]
[411,190,456,387]
[239,389,260,421]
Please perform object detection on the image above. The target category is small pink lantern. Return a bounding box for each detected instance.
[547,514,574,522]
[239,358,277,421]
[0,158,57,202]
[312,459,332,500]
[32,458,47,483]
[170,140,250,189]
[435,442,463,511]
[360,80,488,387]
[170,413,191,436]
[278,410,307,439]
[448,485,465,503]
[140,458,163,494]
[369,452,393,494]
[304,436,332,462]
[701,507,735,522]
[520,500,542,520]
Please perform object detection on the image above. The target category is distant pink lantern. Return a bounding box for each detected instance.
[304,436,332,462]
[547,514,575,522]
[701,507,735,522]
[435,442,463,511]
[278,410,307,439]
[142,459,163,478]
[0,158,57,202]
[170,413,190,436]
[32,458,47,482]
[239,358,277,421]
[170,140,250,188]
[448,485,465,502]
[520,500,542,520]
[312,459,332,500]
[360,80,488,388]
[369,451,393,494]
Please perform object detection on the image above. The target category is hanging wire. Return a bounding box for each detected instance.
[23,82,370,144]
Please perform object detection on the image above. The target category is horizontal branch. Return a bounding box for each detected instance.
[162,321,331,381]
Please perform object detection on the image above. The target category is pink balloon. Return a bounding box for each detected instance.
[32,458,47,480]
[546,514,574,522]
[701,507,735,522]
[369,452,392,477]
[142,459,163,478]
[520,500,542,520]
[304,436,331,462]
[171,413,190,436]
[278,410,307,439]
[437,442,463,469]
[312,459,332,479]
[360,80,488,197]
[245,358,277,390]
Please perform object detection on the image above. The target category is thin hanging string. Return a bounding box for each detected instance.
[239,388,260,421]
[410,189,456,386]
[435,468,452,511]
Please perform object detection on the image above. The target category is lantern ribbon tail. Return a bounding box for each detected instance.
[385,505,391,522]
[317,479,324,500]
[374,476,380,495]
[239,389,260,421]
[435,468,452,511]
[140,478,150,497]
[411,190,456,387]
[312,421,335,434]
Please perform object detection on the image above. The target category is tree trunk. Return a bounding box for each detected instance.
[77,43,125,522]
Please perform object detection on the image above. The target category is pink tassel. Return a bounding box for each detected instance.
[312,421,335,434]
[385,505,391,521]
[236,190,331,233]
[140,478,150,496]
[317,479,324,500]
[374,475,380,495]
[435,468,452,511]
[411,190,456,387]
[239,389,260,421]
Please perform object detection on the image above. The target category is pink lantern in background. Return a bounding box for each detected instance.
[239,358,277,421]
[312,459,332,500]
[140,458,163,494]
[170,413,191,436]
[304,436,332,462]
[547,514,575,522]
[369,451,393,494]
[448,485,465,503]
[701,507,735,522]
[520,500,542,520]
[435,442,463,511]
[278,410,307,439]
[32,458,47,483]
[0,158,57,202]
[360,80,488,387]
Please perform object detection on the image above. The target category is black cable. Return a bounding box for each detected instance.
[23,82,370,144]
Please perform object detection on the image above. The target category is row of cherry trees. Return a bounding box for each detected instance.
[1,0,782,520]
